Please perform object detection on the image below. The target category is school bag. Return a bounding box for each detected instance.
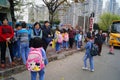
[63,33,69,41]
[90,43,98,56]
[26,48,45,72]
[57,33,63,43]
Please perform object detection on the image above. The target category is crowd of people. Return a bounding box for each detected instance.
[0,17,107,80]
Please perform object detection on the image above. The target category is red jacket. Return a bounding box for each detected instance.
[0,25,14,42]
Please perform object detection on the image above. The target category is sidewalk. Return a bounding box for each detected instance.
[0,45,83,80]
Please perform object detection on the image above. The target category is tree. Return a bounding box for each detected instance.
[8,0,16,24]
[42,0,69,26]
[98,13,120,31]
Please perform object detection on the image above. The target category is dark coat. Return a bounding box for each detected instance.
[95,33,104,44]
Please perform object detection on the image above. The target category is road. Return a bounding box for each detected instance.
[12,45,120,80]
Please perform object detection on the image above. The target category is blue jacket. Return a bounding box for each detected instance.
[17,28,29,44]
[85,41,92,57]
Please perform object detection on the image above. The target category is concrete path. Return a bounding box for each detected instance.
[12,45,120,80]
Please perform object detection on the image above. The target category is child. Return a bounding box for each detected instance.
[82,34,94,72]
[108,44,114,55]
[28,37,48,80]
[17,22,29,65]
[62,29,69,50]
[54,29,63,53]
[13,24,22,60]
[76,31,82,50]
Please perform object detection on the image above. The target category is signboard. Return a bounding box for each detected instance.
[89,17,94,31]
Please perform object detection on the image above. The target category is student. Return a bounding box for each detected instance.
[0,18,15,68]
[13,24,22,60]
[76,31,82,50]
[82,34,94,72]
[17,22,29,65]
[27,37,48,80]
[62,29,69,50]
[54,29,63,53]
[108,44,114,55]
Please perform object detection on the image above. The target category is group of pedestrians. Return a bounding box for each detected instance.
[0,18,51,68]
[52,25,84,53]
[0,17,106,80]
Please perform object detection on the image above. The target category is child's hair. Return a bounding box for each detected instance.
[21,22,27,28]
[31,37,44,48]
[15,24,21,28]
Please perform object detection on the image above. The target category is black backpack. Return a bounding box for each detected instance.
[90,43,98,56]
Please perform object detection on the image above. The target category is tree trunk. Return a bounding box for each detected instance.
[9,0,16,28]
[49,12,54,28]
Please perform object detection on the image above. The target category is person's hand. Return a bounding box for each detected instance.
[48,35,51,37]
[6,38,11,43]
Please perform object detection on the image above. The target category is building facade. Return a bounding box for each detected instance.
[28,5,49,23]
[0,0,11,22]
[105,0,120,15]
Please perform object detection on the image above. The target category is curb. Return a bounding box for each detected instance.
[1,49,82,79]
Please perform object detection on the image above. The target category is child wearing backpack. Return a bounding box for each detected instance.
[62,29,69,50]
[26,37,48,80]
[82,34,94,72]
[54,29,63,53]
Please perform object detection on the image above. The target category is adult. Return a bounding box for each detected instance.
[42,21,52,51]
[0,18,15,68]
[30,22,43,47]
[95,30,104,56]
[68,27,75,48]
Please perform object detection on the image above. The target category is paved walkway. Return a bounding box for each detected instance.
[12,45,120,80]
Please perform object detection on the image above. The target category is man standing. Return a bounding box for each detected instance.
[95,30,104,56]
[42,21,52,51]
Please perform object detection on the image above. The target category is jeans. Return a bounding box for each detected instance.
[62,41,68,49]
[76,41,82,49]
[20,43,29,64]
[13,41,21,58]
[55,42,61,51]
[31,69,45,80]
[83,54,94,70]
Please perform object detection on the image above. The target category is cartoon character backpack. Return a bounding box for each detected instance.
[57,33,63,43]
[26,48,45,72]
[63,33,69,41]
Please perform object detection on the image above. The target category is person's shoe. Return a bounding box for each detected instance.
[77,48,80,50]
[89,69,94,72]
[1,64,5,68]
[82,67,88,70]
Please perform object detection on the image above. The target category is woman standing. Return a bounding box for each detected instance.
[30,22,43,47]
[0,18,15,68]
